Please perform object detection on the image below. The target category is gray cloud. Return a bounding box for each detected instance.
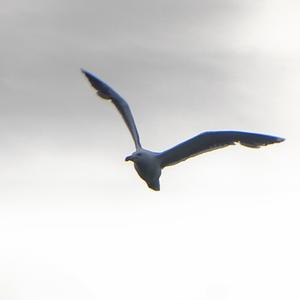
[1,0,286,147]
[0,0,293,186]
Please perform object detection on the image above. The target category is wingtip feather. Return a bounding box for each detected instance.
[81,68,93,78]
[276,137,285,143]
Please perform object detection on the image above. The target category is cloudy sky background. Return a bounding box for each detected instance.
[0,0,299,299]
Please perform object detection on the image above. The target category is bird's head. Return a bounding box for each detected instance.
[125,151,143,163]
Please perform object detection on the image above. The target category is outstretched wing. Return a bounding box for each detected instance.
[81,69,142,149]
[158,131,284,168]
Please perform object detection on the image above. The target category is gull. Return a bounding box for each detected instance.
[81,69,284,191]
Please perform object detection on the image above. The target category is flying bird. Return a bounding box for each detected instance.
[81,69,284,191]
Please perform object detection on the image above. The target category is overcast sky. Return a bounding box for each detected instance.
[0,0,299,299]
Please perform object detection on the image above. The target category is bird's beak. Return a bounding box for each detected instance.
[125,155,134,162]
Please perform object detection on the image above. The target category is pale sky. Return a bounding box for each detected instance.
[0,0,299,299]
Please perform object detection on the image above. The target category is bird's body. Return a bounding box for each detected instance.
[81,69,284,191]
[126,149,161,191]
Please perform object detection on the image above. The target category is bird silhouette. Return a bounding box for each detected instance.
[81,69,284,191]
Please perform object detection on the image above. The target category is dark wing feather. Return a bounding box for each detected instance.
[158,131,284,168]
[81,69,141,149]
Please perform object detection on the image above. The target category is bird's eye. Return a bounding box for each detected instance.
[137,153,142,156]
